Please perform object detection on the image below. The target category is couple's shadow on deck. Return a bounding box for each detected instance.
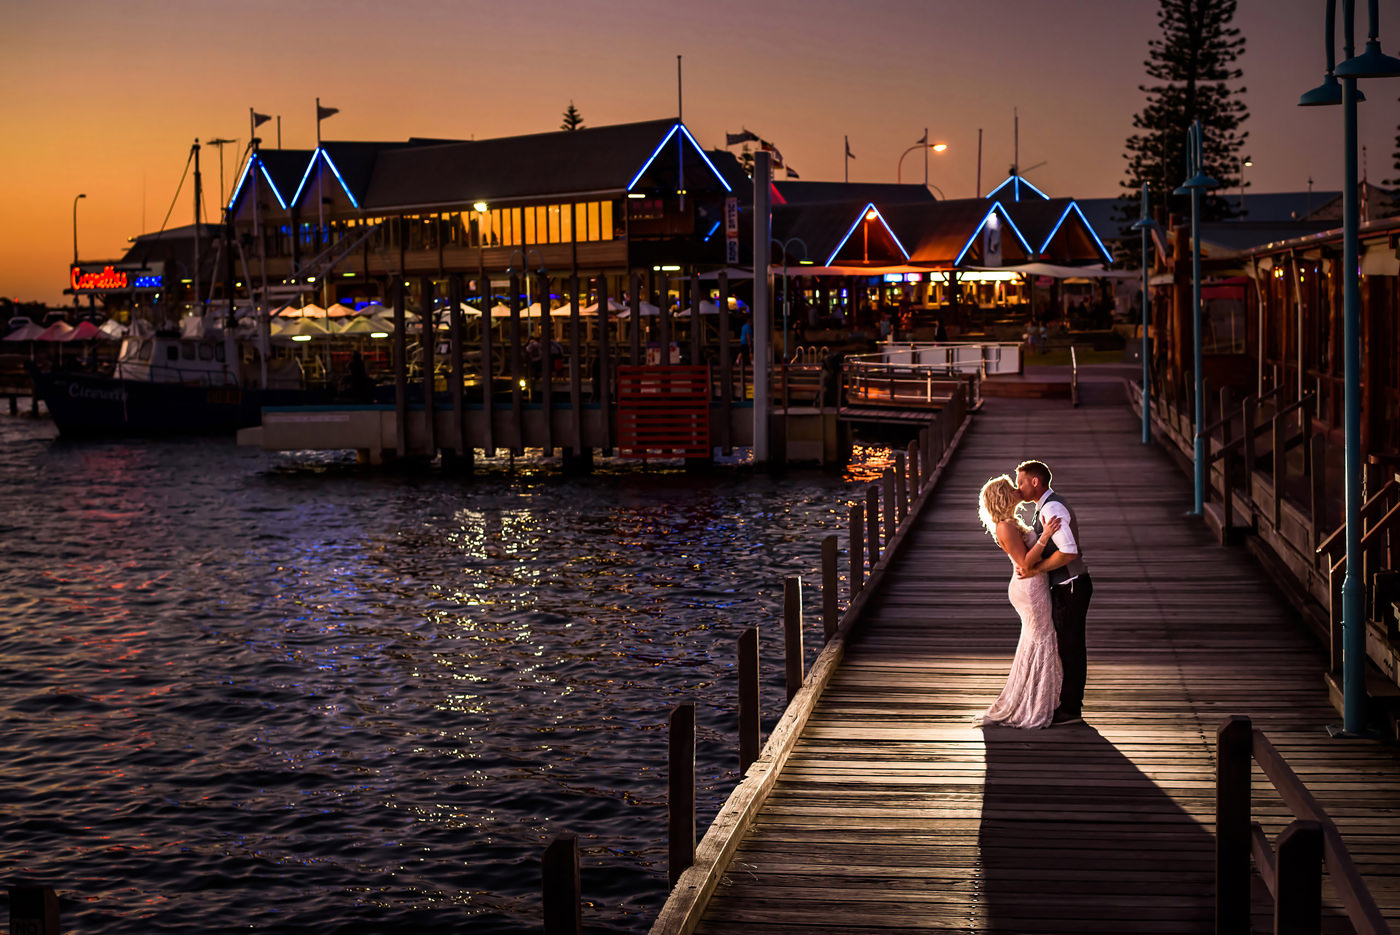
[976,722,1214,933]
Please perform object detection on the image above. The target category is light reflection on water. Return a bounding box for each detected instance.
[0,418,900,934]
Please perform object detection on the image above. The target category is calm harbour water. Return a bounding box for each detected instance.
[0,414,893,934]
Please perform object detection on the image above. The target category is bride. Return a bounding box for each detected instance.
[977,474,1062,728]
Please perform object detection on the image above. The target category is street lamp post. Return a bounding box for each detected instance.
[1131,184,1159,445]
[1305,0,1400,736]
[1238,156,1253,217]
[897,142,948,188]
[1174,121,1218,516]
[72,193,87,265]
[770,236,809,361]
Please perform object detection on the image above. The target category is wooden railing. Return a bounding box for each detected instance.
[1216,715,1390,935]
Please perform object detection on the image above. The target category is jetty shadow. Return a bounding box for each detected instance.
[977,722,1215,933]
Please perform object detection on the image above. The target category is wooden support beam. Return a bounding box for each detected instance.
[1274,820,1324,935]
[850,502,864,597]
[821,535,838,642]
[1215,715,1252,935]
[542,834,581,935]
[668,702,696,888]
[738,626,759,773]
[783,576,803,703]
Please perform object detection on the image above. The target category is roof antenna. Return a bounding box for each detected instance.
[677,54,683,122]
[1012,107,1019,177]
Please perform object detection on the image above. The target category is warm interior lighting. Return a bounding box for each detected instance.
[291,334,312,342]
[473,201,488,213]
[370,331,389,339]
[865,209,878,221]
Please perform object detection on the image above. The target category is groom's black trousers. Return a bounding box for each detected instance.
[1050,572,1093,716]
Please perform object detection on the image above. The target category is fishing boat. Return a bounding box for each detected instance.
[28,329,323,436]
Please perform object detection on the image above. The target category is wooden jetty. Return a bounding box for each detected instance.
[650,374,1400,934]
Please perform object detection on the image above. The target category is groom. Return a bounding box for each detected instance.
[1015,459,1092,726]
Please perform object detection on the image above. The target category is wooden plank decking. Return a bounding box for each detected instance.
[689,384,1400,934]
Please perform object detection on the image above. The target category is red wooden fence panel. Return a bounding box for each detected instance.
[616,365,710,460]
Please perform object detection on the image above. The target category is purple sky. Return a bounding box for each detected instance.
[3,0,1397,305]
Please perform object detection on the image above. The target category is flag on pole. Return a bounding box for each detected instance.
[759,139,784,169]
[845,136,855,160]
[726,129,759,146]
[317,102,339,121]
[785,167,801,179]
[252,111,272,128]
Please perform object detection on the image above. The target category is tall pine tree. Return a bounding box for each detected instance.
[561,102,585,132]
[1121,0,1250,231]
[1388,103,1400,187]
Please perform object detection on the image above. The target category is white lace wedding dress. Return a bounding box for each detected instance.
[981,529,1061,729]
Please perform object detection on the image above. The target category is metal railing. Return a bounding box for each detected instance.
[863,340,1024,376]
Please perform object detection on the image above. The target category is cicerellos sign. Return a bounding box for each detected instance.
[70,264,163,293]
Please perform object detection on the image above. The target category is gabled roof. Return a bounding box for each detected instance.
[879,200,1033,266]
[362,118,731,210]
[1000,198,1113,263]
[983,174,1050,202]
[771,201,910,267]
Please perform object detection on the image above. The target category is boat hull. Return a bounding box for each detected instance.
[29,368,328,437]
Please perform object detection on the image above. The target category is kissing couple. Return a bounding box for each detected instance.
[977,460,1093,729]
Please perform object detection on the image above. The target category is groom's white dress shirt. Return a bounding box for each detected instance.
[1034,488,1081,584]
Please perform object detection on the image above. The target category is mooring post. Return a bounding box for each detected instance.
[821,534,838,641]
[1215,715,1252,935]
[882,469,896,548]
[1274,819,1324,935]
[541,834,581,935]
[738,626,760,772]
[849,502,864,597]
[668,702,696,888]
[894,451,908,522]
[7,885,59,935]
[784,576,804,703]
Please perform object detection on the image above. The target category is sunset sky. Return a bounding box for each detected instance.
[3,0,1398,306]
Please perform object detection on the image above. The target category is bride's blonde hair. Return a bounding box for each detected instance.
[978,475,1027,536]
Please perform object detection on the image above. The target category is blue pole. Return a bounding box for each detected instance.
[1340,18,1365,734]
[1190,125,1206,515]
[1141,183,1152,445]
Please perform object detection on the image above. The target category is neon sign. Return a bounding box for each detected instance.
[71,266,128,291]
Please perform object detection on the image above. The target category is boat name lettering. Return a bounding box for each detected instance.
[70,265,129,291]
[67,382,127,402]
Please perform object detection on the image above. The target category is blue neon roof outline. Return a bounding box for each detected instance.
[1037,201,1112,262]
[823,203,910,267]
[321,149,361,209]
[290,151,320,207]
[259,162,289,210]
[954,201,1033,266]
[288,148,362,210]
[984,174,1049,202]
[626,123,732,194]
[228,155,255,213]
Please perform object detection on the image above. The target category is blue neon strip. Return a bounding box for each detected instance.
[703,220,721,242]
[627,125,679,191]
[259,162,288,210]
[823,203,910,266]
[322,149,361,209]
[1038,203,1077,254]
[984,176,1015,200]
[1076,202,1113,262]
[228,156,255,213]
[627,123,732,194]
[954,202,1032,266]
[290,149,320,207]
[1017,176,1049,200]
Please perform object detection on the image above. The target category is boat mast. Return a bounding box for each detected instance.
[192,139,203,313]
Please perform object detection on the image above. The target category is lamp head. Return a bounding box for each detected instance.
[473,201,488,213]
[1131,217,1161,231]
[1298,74,1357,106]
[1334,41,1400,78]
[1177,172,1219,192]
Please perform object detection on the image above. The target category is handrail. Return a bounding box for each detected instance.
[1217,715,1390,935]
[1329,499,1400,575]
[1207,391,1314,464]
[1317,478,1398,556]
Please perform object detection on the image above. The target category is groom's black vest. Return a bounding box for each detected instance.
[1034,492,1087,586]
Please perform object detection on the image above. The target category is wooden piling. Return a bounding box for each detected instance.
[718,272,732,453]
[540,272,554,455]
[895,452,908,522]
[630,273,642,365]
[784,576,803,703]
[690,271,702,367]
[738,627,759,773]
[449,274,466,456]
[882,470,896,549]
[1215,715,1252,935]
[569,277,583,453]
[542,834,582,935]
[393,279,408,458]
[1274,820,1324,935]
[480,273,495,456]
[668,701,696,888]
[866,485,880,566]
[596,275,612,453]
[821,534,838,641]
[658,272,671,365]
[7,884,59,935]
[420,275,436,453]
[510,274,524,454]
[850,502,864,597]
